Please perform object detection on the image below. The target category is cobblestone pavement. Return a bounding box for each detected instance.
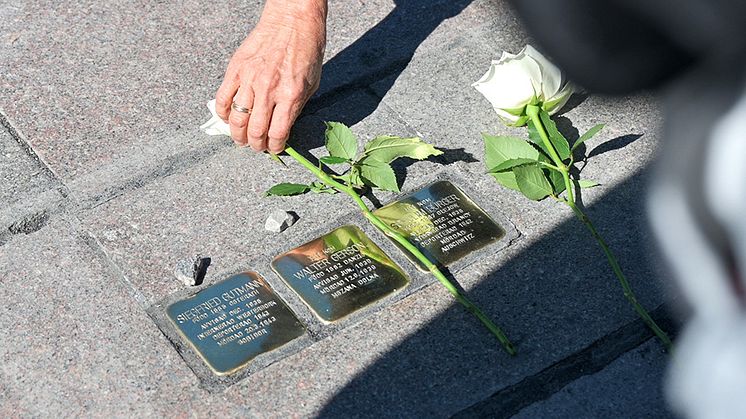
[1,0,677,417]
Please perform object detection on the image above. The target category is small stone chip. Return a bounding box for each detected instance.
[174,254,211,286]
[265,210,296,233]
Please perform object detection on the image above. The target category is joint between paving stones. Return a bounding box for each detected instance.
[0,108,67,191]
[452,304,677,419]
[54,58,413,210]
[78,140,230,211]
[79,228,150,308]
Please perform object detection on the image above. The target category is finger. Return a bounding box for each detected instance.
[228,86,255,146]
[215,66,240,122]
[267,101,300,154]
[246,95,273,152]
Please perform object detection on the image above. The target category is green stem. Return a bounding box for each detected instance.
[525,108,672,350]
[285,146,516,355]
[526,105,575,202]
[526,105,565,168]
[565,200,672,350]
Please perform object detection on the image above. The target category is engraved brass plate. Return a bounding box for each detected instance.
[167,272,305,376]
[271,225,409,323]
[373,180,506,271]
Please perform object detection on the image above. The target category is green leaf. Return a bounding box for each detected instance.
[363,136,443,163]
[309,181,338,194]
[358,158,399,192]
[539,109,571,161]
[265,183,310,197]
[488,158,540,172]
[536,153,565,194]
[320,156,349,166]
[527,119,553,158]
[546,168,566,194]
[514,165,553,200]
[572,124,605,151]
[483,134,541,191]
[343,167,365,188]
[577,179,601,188]
[483,134,541,167]
[324,121,358,160]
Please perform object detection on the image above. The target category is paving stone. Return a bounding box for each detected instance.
[80,90,417,307]
[82,152,669,417]
[317,0,475,98]
[221,188,671,417]
[370,10,663,191]
[0,0,260,199]
[0,0,469,204]
[0,216,208,416]
[0,118,65,240]
[2,0,675,415]
[0,122,56,207]
[513,339,673,419]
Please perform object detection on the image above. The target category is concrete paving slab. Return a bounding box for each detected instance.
[0,216,206,416]
[2,0,676,415]
[0,0,473,204]
[0,114,66,243]
[316,0,476,99]
[0,122,56,206]
[513,339,673,419]
[0,0,261,198]
[79,90,417,307]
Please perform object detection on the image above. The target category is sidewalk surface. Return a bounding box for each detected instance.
[1,0,677,417]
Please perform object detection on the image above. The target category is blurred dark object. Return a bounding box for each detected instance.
[510,1,746,417]
[509,0,746,93]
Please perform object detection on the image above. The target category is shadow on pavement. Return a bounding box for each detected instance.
[317,165,677,418]
[295,0,474,151]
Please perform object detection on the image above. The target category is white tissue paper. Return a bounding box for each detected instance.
[199,99,231,137]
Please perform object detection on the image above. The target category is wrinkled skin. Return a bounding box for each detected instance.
[215,0,328,153]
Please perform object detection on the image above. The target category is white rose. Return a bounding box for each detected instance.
[472,45,573,125]
[199,99,231,137]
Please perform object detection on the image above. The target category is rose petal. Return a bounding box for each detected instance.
[546,84,575,115]
[494,107,520,123]
[524,45,564,99]
[495,50,518,64]
[473,60,536,110]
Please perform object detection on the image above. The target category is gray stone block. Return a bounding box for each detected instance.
[0,216,205,416]
[79,89,416,307]
[264,209,295,233]
[0,116,66,244]
[513,339,673,419]
[1,0,675,415]
[173,254,210,286]
[0,0,262,200]
[0,120,56,208]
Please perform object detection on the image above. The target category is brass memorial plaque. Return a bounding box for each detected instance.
[373,180,506,271]
[271,225,409,323]
[167,272,305,376]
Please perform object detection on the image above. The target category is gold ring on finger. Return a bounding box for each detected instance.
[231,102,252,114]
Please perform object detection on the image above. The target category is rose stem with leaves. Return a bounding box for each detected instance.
[525,104,672,350]
[281,145,516,355]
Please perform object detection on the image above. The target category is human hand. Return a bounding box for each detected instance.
[215,0,327,153]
